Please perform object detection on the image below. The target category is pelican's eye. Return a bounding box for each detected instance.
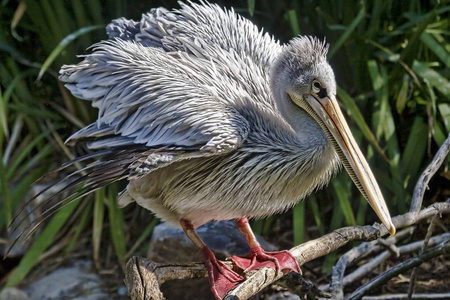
[312,80,321,93]
[312,79,327,98]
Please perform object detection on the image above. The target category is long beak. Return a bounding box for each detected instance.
[294,93,396,236]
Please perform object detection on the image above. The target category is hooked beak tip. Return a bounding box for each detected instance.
[387,222,396,237]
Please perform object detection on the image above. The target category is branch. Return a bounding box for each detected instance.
[125,259,209,300]
[348,238,450,300]
[325,232,450,300]
[410,133,450,212]
[322,227,413,298]
[124,202,450,300]
[407,213,440,298]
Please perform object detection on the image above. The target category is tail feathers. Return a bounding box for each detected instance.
[6,145,189,257]
[6,148,135,257]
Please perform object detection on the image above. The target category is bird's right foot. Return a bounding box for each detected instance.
[180,219,244,299]
[200,246,244,299]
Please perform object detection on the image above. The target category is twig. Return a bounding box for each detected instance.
[323,228,413,299]
[410,133,450,213]
[342,233,449,290]
[348,238,450,300]
[407,214,439,299]
[392,203,450,230]
[324,212,449,300]
[376,238,400,257]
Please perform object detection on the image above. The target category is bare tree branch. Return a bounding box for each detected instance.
[125,259,209,300]
[407,214,440,299]
[325,232,450,300]
[348,238,450,300]
[323,228,413,299]
[410,133,450,213]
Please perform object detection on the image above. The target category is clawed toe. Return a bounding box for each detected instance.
[230,246,300,275]
[205,257,244,299]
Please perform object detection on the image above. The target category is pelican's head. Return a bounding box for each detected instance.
[271,36,395,236]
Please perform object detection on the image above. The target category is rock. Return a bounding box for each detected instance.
[148,221,276,300]
[117,286,128,297]
[0,288,30,300]
[24,260,110,300]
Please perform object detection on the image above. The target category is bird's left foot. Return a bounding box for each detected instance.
[230,245,301,275]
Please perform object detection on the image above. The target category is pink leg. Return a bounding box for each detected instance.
[230,217,300,274]
[180,219,244,299]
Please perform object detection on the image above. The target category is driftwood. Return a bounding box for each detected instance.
[125,134,450,299]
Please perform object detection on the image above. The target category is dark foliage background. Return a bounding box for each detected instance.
[0,0,449,292]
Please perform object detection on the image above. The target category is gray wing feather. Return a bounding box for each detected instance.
[108,1,281,69]
[60,39,250,155]
[59,1,285,178]
[106,17,141,42]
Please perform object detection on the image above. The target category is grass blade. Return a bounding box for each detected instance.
[0,157,11,228]
[64,201,92,256]
[306,194,325,236]
[106,184,126,270]
[0,88,8,139]
[421,32,450,69]
[247,0,255,16]
[328,0,366,59]
[322,195,344,272]
[5,127,57,179]
[399,117,428,190]
[332,174,356,226]
[412,60,450,98]
[37,25,104,81]
[5,198,80,287]
[125,218,158,259]
[337,87,388,162]
[93,188,105,269]
[293,201,305,245]
[287,9,301,36]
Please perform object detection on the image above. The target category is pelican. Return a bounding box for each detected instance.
[55,1,395,298]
